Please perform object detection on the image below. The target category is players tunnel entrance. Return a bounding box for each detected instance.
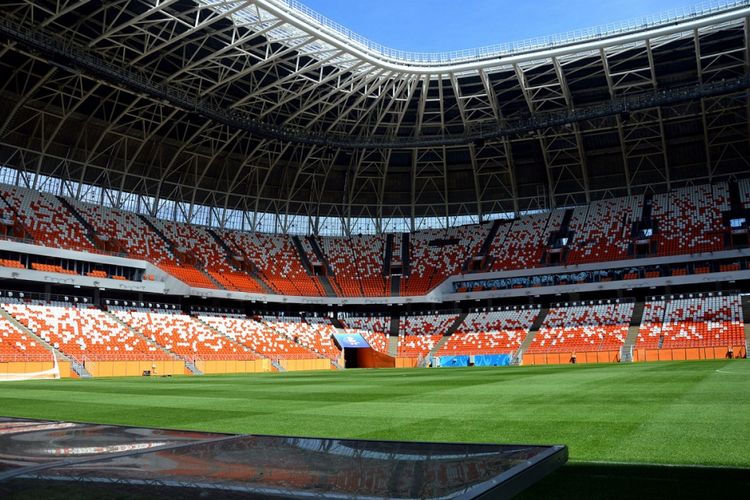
[333,332,396,369]
[344,348,360,368]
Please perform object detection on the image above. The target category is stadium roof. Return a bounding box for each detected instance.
[0,0,749,233]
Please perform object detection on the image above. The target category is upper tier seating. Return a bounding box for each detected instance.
[220,231,324,296]
[527,301,634,354]
[147,218,264,292]
[738,178,750,209]
[651,184,729,256]
[398,312,459,357]
[0,180,743,298]
[567,196,643,264]
[158,263,219,289]
[0,312,52,362]
[110,307,254,361]
[340,315,390,353]
[149,218,232,271]
[0,185,95,252]
[437,308,539,356]
[319,235,389,297]
[197,313,317,359]
[637,294,745,349]
[2,300,170,362]
[67,198,176,264]
[263,315,340,360]
[402,224,490,296]
[489,211,564,271]
[350,235,389,296]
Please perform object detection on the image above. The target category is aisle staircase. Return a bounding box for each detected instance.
[427,335,451,359]
[0,306,91,377]
[512,307,548,365]
[104,310,183,362]
[621,301,645,362]
[388,315,400,356]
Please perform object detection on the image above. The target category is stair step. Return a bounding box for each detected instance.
[514,307,547,365]
[631,301,646,326]
[390,275,401,296]
[0,306,71,363]
[445,312,468,336]
[138,214,177,256]
[428,335,451,359]
[620,325,642,363]
[185,361,203,375]
[56,196,98,247]
[195,316,267,360]
[383,233,394,276]
[104,309,180,361]
[387,335,399,357]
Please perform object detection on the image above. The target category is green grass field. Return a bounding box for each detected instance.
[2,359,749,465]
[2,360,749,498]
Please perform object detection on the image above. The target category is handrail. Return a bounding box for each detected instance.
[264,0,748,64]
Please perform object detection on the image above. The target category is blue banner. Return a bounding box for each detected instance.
[474,354,511,367]
[332,332,370,349]
[439,356,470,367]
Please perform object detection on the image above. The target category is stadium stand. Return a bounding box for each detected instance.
[397,312,459,357]
[402,225,489,296]
[339,315,390,353]
[219,231,325,296]
[65,198,176,263]
[637,293,745,349]
[0,312,53,362]
[489,211,564,272]
[437,307,539,356]
[0,259,25,269]
[567,196,643,264]
[263,315,340,360]
[146,218,264,292]
[0,185,95,252]
[197,313,317,359]
[739,178,750,209]
[527,301,634,354]
[2,300,171,362]
[0,180,746,297]
[319,235,390,297]
[349,235,390,296]
[110,307,254,361]
[650,184,729,256]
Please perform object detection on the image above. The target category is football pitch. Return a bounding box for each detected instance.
[2,360,749,498]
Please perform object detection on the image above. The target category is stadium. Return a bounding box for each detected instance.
[0,0,749,497]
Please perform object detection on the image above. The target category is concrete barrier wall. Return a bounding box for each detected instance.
[635,346,745,362]
[279,358,331,371]
[395,357,419,368]
[85,360,186,377]
[523,350,621,366]
[195,359,271,374]
[0,360,72,378]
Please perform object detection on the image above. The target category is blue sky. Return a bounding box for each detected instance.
[299,0,723,52]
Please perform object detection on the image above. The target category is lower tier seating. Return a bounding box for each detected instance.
[340,315,391,353]
[397,312,458,357]
[197,313,318,359]
[637,293,745,349]
[527,301,634,354]
[0,313,52,362]
[264,316,341,360]
[110,307,254,361]
[437,307,539,356]
[2,300,171,362]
